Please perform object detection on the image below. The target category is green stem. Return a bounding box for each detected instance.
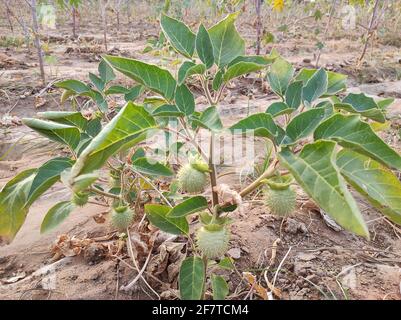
[88,187,120,200]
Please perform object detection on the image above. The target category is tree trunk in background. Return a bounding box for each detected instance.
[315,0,337,67]
[4,1,14,33]
[72,7,77,38]
[255,0,262,55]
[102,1,110,52]
[31,0,46,84]
[358,0,381,64]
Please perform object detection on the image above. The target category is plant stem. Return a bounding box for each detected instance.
[239,159,278,198]
[88,187,120,200]
[358,0,380,64]
[30,0,46,85]
[209,133,219,207]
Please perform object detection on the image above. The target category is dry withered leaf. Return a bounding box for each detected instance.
[243,272,268,300]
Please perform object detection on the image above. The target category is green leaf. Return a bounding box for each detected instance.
[132,157,174,177]
[208,12,245,67]
[218,257,235,270]
[377,98,394,110]
[37,111,87,131]
[336,93,385,123]
[228,55,274,67]
[196,24,214,69]
[266,102,294,117]
[337,149,401,225]
[55,79,91,94]
[314,114,401,170]
[161,13,196,58]
[192,106,223,131]
[70,102,156,177]
[28,158,74,204]
[295,68,347,96]
[302,68,328,106]
[99,58,116,84]
[212,69,224,91]
[103,55,176,101]
[168,196,208,218]
[283,107,327,144]
[89,72,105,92]
[22,118,81,150]
[125,85,144,101]
[267,57,294,97]
[0,158,73,240]
[145,204,189,235]
[223,61,266,83]
[285,80,303,109]
[178,61,206,85]
[153,104,184,117]
[179,256,205,300]
[104,85,131,95]
[230,113,278,139]
[175,84,195,116]
[279,141,369,238]
[211,274,229,300]
[40,201,75,234]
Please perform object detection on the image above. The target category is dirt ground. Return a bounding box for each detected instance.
[1,18,401,300]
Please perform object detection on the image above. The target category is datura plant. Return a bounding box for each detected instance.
[1,12,401,300]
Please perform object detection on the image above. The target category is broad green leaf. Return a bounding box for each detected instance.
[153,104,184,117]
[145,204,189,235]
[125,85,144,101]
[302,68,327,106]
[295,68,347,96]
[212,69,224,91]
[37,111,87,131]
[103,55,176,101]
[377,98,394,110]
[228,55,274,67]
[179,256,205,300]
[168,196,208,218]
[218,257,235,270]
[337,149,401,225]
[132,157,174,177]
[283,107,327,144]
[267,57,294,97]
[41,201,75,234]
[104,85,131,95]
[208,12,245,67]
[266,102,293,117]
[211,274,229,300]
[175,84,195,116]
[0,158,73,240]
[99,58,116,84]
[192,106,223,131]
[70,102,156,177]
[314,114,401,170]
[161,13,196,58]
[223,61,266,83]
[131,148,146,162]
[55,79,91,94]
[89,72,105,92]
[22,118,81,150]
[279,141,369,238]
[28,158,73,204]
[336,93,385,123]
[196,24,214,69]
[230,113,278,139]
[178,61,206,85]
[285,81,303,109]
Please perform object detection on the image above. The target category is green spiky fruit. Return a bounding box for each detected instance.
[108,171,121,188]
[265,186,296,217]
[72,191,89,207]
[110,206,134,231]
[177,164,207,193]
[196,225,230,259]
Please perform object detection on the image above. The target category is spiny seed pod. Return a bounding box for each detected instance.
[110,206,134,232]
[265,186,296,217]
[177,164,207,193]
[72,191,89,207]
[196,225,230,259]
